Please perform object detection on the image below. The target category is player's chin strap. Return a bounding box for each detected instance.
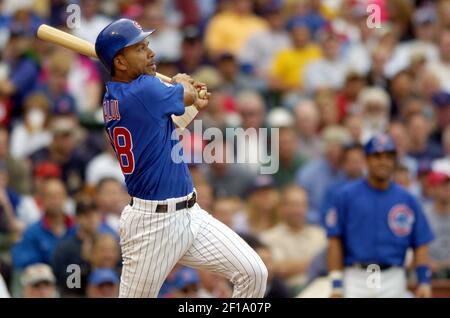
[416,265,432,286]
[329,270,344,296]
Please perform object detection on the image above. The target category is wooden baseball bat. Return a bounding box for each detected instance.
[37,24,173,82]
[36,24,199,129]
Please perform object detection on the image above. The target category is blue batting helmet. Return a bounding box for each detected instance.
[364,134,397,155]
[95,19,154,73]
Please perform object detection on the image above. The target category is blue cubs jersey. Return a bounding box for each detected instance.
[326,178,434,266]
[102,74,193,200]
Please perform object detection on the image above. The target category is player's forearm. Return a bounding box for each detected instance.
[414,245,431,284]
[414,245,433,297]
[328,237,344,296]
[328,237,344,271]
[414,245,430,265]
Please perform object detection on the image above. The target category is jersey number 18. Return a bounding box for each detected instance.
[108,127,135,175]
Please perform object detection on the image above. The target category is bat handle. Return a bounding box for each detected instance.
[155,72,172,83]
[156,72,208,97]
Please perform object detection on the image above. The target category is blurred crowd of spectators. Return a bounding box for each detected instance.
[0,0,450,298]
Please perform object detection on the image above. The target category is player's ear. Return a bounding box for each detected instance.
[113,54,127,72]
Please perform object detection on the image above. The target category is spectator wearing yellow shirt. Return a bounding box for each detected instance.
[204,0,268,59]
[270,16,322,92]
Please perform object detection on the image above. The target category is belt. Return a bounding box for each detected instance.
[130,192,197,213]
[351,263,394,271]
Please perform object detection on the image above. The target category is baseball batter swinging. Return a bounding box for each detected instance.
[94,19,267,298]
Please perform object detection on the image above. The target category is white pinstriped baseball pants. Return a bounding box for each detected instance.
[118,192,268,298]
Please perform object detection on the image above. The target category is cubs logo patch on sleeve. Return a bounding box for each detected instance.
[388,204,415,237]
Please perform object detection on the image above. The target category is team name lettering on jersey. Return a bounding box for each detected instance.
[103,99,121,122]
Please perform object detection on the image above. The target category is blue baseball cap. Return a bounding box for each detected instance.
[159,266,199,297]
[173,267,199,290]
[88,269,119,286]
[364,134,397,155]
[52,95,76,115]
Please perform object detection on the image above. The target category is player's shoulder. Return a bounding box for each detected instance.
[131,75,178,93]
[133,74,159,87]
[335,178,366,197]
[390,182,414,197]
[390,182,420,204]
[135,74,175,86]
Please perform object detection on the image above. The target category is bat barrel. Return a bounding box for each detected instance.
[37,24,98,58]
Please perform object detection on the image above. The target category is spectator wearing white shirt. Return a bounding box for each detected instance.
[335,2,375,76]
[137,2,182,62]
[10,92,52,160]
[72,0,112,45]
[331,1,363,44]
[388,5,439,77]
[304,25,347,95]
[293,100,322,160]
[85,137,124,189]
[235,90,268,175]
